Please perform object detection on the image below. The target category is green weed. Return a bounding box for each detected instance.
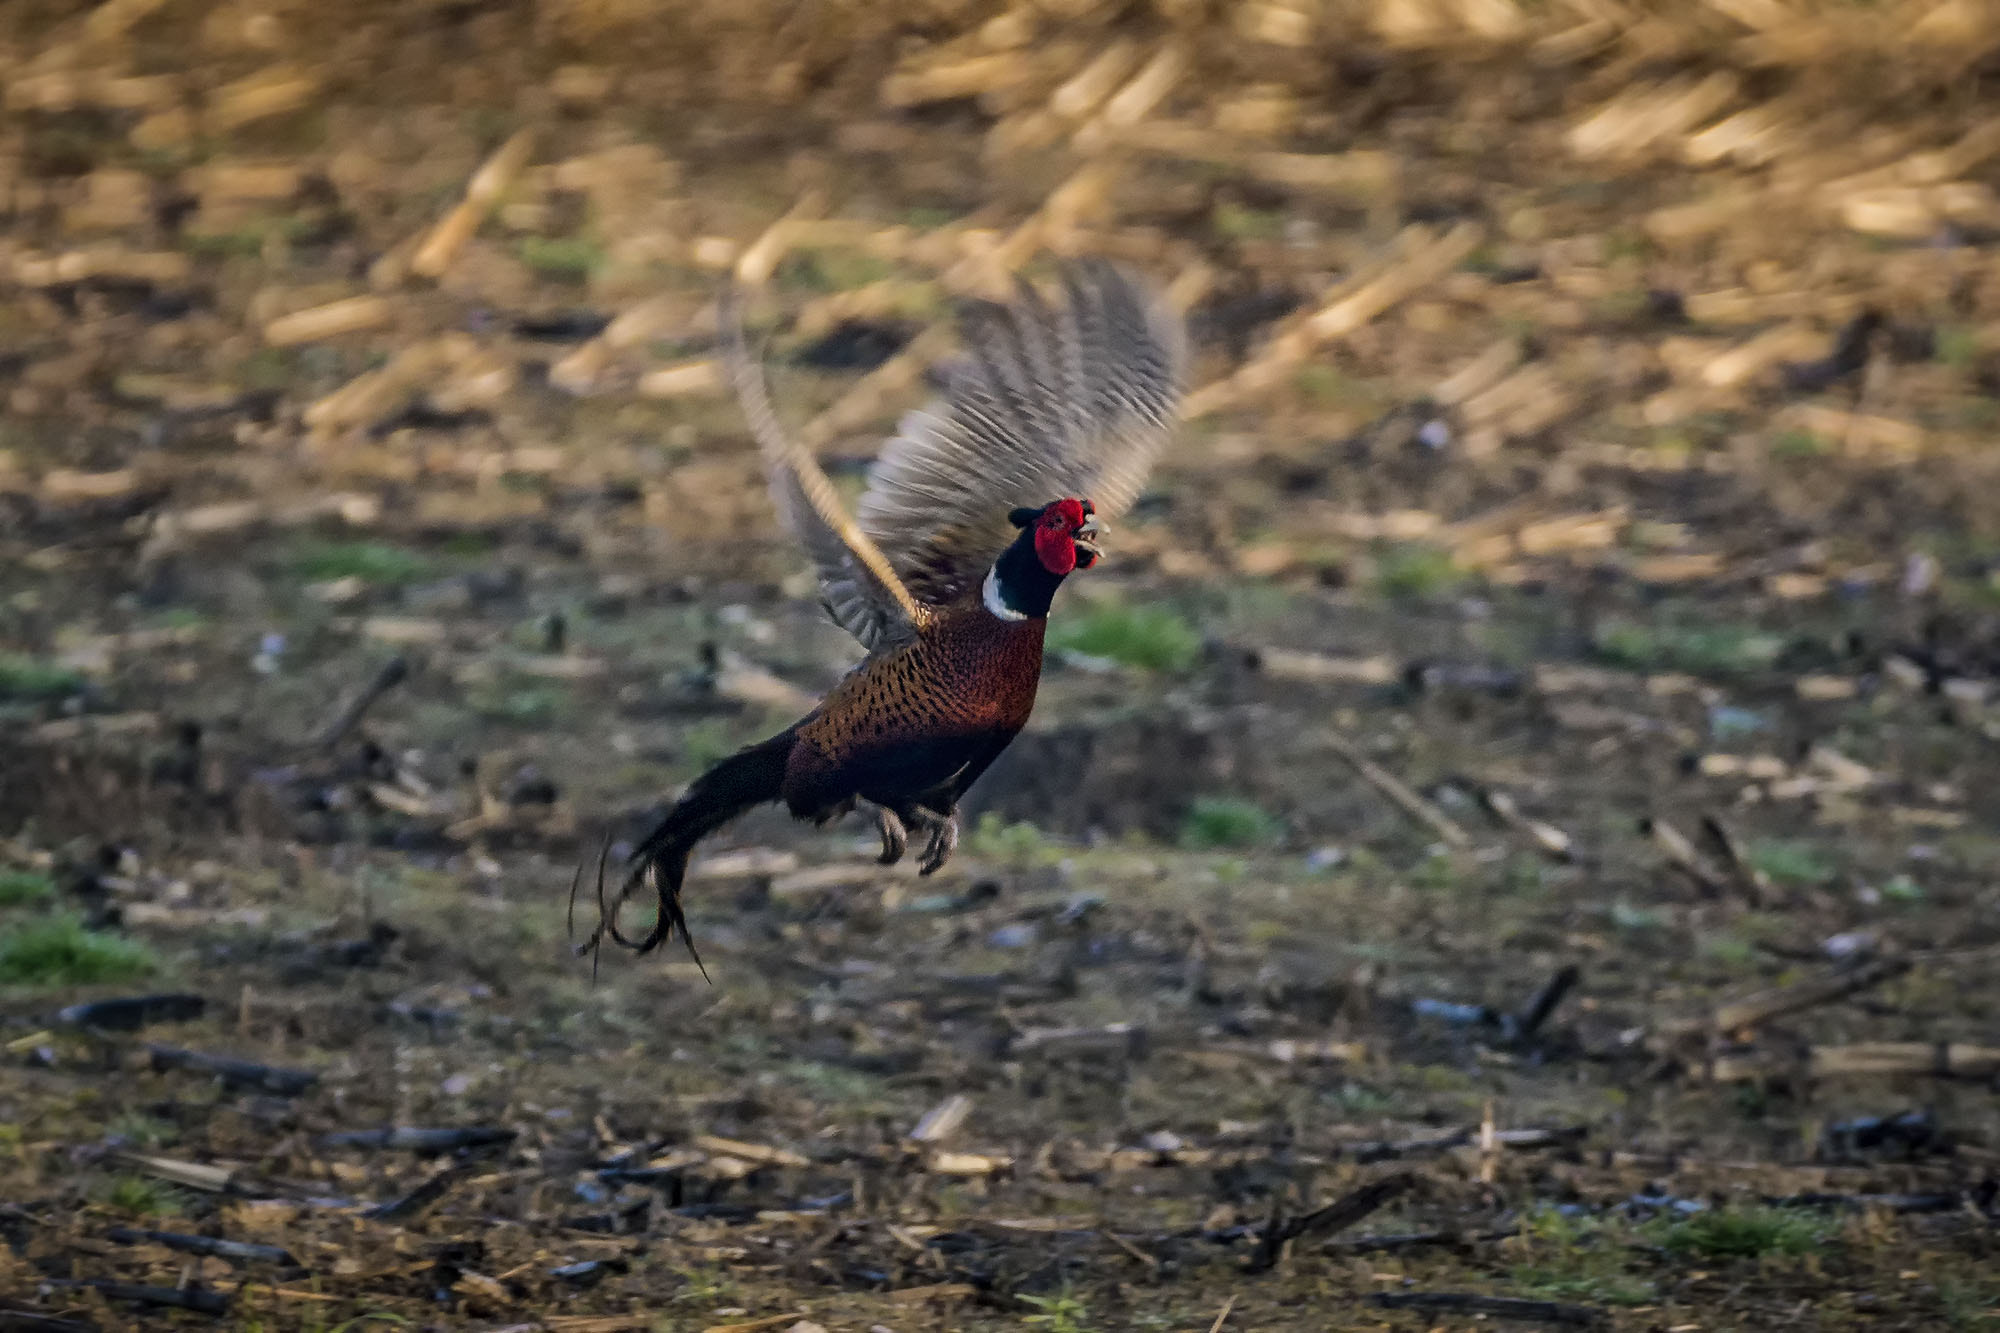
[1374,543,1465,600]
[1648,1205,1827,1259]
[0,870,55,907]
[1511,1206,1656,1307]
[1609,900,1666,932]
[288,540,431,585]
[1771,428,1829,459]
[1746,839,1836,886]
[0,916,156,986]
[468,679,565,725]
[0,655,83,702]
[1698,931,1758,967]
[1936,326,1981,373]
[778,248,895,292]
[517,234,605,279]
[107,1110,179,1149]
[1020,1289,1094,1333]
[99,1173,185,1217]
[1880,873,1924,902]
[970,813,1053,864]
[1180,797,1283,850]
[1593,619,1783,677]
[1294,363,1352,405]
[1212,201,1287,240]
[1051,603,1201,672]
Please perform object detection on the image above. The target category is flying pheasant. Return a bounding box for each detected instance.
[577,260,1186,969]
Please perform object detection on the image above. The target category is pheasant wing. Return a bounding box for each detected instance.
[720,284,926,653]
[856,260,1186,608]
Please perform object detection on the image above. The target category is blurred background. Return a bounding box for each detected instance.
[4,0,2000,1328]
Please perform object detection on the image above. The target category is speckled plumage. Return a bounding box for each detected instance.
[785,602,1046,818]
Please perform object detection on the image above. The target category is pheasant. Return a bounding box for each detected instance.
[576,260,1186,969]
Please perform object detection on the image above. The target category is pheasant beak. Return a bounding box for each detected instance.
[1073,516,1104,567]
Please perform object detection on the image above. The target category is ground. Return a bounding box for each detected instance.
[3,1,2000,1329]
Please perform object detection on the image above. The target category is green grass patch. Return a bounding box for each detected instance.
[0,915,156,986]
[1050,603,1201,672]
[107,1110,180,1149]
[1180,797,1283,850]
[1020,1289,1094,1333]
[469,681,565,724]
[0,870,56,907]
[1212,201,1287,241]
[1511,1206,1656,1307]
[969,813,1053,864]
[1746,838,1836,886]
[1593,618,1783,678]
[777,248,895,292]
[1609,900,1666,932]
[1936,325,1981,373]
[1648,1205,1828,1259]
[1374,543,1465,600]
[1771,428,1829,459]
[288,540,431,585]
[1294,363,1352,405]
[0,654,84,702]
[517,234,605,280]
[98,1173,186,1217]
[1698,931,1758,967]
[1880,872,1924,902]
[1512,1264,1655,1307]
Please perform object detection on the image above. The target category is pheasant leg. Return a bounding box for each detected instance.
[875,806,909,865]
[918,806,960,877]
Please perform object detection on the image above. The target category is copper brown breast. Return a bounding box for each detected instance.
[781,605,1045,813]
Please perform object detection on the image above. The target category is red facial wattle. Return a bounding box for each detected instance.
[1034,520,1079,575]
[1031,497,1097,576]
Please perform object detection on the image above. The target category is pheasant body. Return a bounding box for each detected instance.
[582,261,1186,965]
[787,603,1045,821]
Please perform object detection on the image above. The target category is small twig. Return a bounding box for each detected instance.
[1700,812,1771,906]
[1325,1226,1518,1254]
[1245,1171,1416,1272]
[314,655,409,751]
[1509,964,1582,1043]
[360,1161,477,1222]
[1323,729,1469,847]
[1642,815,1729,896]
[0,1310,99,1332]
[1101,1228,1160,1272]
[1369,1291,1607,1327]
[45,1281,230,1318]
[1478,787,1575,861]
[145,1046,318,1096]
[105,1227,297,1266]
[1206,1295,1236,1333]
[318,1126,515,1154]
[1710,957,1910,1037]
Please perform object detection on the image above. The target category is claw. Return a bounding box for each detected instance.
[918,813,959,877]
[876,807,909,865]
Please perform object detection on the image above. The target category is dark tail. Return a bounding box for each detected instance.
[591,730,792,971]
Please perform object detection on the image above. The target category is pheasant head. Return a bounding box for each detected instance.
[983,497,1102,621]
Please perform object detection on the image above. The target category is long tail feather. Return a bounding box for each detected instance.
[589,730,793,971]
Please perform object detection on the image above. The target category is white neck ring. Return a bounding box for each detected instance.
[982,566,1027,621]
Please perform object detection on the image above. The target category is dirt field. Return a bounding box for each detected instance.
[3,1,2000,1329]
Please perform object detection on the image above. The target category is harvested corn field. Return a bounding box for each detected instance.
[4,0,2000,1329]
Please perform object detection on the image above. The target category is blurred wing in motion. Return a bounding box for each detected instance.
[857,259,1187,608]
[719,282,925,653]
